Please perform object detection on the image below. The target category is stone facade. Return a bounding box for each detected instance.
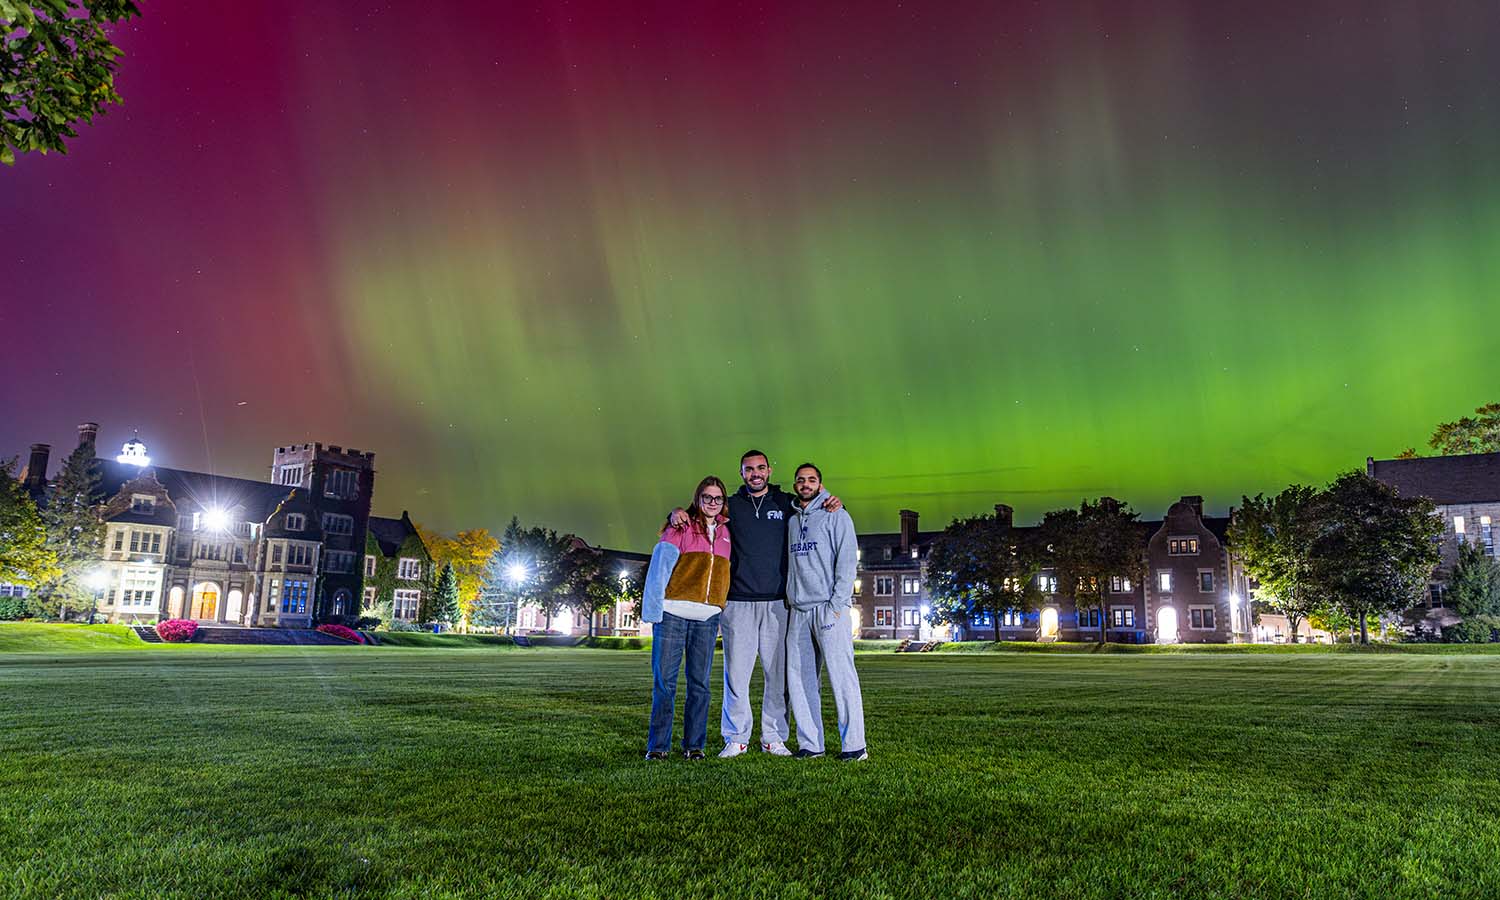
[1368,451,1500,633]
[18,424,426,629]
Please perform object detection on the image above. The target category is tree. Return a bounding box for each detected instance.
[1448,540,1500,619]
[415,523,500,625]
[0,457,58,588]
[1428,402,1500,455]
[925,513,1044,641]
[1,0,141,166]
[1227,485,1322,642]
[562,550,643,638]
[1041,498,1145,643]
[476,517,574,632]
[1306,472,1442,644]
[34,443,104,620]
[432,563,461,627]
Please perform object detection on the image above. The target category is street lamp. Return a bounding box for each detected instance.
[203,507,230,532]
[506,563,529,585]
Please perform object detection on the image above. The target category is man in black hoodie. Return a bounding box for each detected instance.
[668,449,840,757]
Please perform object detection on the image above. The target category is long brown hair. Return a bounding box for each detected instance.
[687,475,729,534]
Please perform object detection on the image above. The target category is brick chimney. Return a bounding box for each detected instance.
[994,503,1014,529]
[899,509,919,554]
[21,443,50,493]
[1181,495,1204,517]
[77,422,100,454]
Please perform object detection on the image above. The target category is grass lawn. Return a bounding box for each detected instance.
[3,636,1500,898]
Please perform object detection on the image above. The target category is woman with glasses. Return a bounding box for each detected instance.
[641,475,732,760]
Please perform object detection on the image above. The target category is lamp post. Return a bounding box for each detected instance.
[504,562,529,635]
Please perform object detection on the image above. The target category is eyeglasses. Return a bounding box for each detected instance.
[699,495,725,506]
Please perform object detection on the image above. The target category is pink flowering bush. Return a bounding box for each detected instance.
[316,623,365,644]
[155,619,198,643]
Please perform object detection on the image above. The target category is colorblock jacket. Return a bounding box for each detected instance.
[642,516,732,623]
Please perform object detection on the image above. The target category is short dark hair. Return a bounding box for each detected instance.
[741,449,769,465]
[795,462,822,480]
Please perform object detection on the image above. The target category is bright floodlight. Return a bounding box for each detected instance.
[506,563,529,584]
[618,569,630,582]
[86,571,109,591]
[203,507,231,531]
[920,605,931,617]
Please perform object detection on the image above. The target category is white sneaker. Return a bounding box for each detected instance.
[719,742,749,759]
[760,740,792,757]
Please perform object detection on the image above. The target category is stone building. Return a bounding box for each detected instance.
[1368,451,1500,633]
[14,423,426,629]
[365,513,435,623]
[851,498,1254,644]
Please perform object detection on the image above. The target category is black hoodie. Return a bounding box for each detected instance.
[725,483,796,602]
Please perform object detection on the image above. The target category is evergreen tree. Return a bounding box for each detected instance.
[433,562,462,627]
[1448,540,1500,619]
[35,444,105,620]
[0,457,58,589]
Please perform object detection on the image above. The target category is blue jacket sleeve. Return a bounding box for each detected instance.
[642,540,680,624]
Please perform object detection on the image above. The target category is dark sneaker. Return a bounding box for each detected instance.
[792,748,825,759]
[837,748,869,762]
[683,749,706,760]
[644,751,669,761]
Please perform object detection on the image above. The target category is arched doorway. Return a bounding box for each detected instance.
[1040,607,1059,638]
[168,586,185,618]
[226,589,244,623]
[191,582,220,620]
[1158,607,1179,644]
[332,588,352,616]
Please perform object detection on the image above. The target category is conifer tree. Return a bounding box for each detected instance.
[0,457,58,590]
[36,445,105,620]
[434,562,462,626]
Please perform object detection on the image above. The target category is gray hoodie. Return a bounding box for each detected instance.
[786,488,859,617]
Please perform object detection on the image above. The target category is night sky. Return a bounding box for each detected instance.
[4,1,1499,549]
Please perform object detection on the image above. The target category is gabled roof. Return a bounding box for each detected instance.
[368,514,421,558]
[1368,452,1500,505]
[98,460,293,522]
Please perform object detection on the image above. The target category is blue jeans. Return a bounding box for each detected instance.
[648,611,720,753]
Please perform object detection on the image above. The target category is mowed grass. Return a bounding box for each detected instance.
[3,642,1500,899]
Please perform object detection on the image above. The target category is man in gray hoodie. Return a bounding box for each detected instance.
[785,462,867,761]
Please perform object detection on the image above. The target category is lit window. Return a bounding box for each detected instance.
[901,608,922,627]
[1158,572,1173,592]
[278,464,304,486]
[1455,516,1466,534]
[1001,609,1021,627]
[1038,574,1058,594]
[911,547,919,559]
[1110,576,1133,593]
[279,579,310,614]
[853,578,862,595]
[397,558,422,580]
[1111,607,1135,627]
[874,607,894,626]
[1168,537,1199,555]
[902,577,921,595]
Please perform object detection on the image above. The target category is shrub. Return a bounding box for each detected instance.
[1444,615,1500,644]
[155,619,198,643]
[315,623,365,644]
[0,596,31,620]
[354,616,383,630]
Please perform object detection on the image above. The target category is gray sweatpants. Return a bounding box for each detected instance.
[785,604,865,754]
[719,600,790,744]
